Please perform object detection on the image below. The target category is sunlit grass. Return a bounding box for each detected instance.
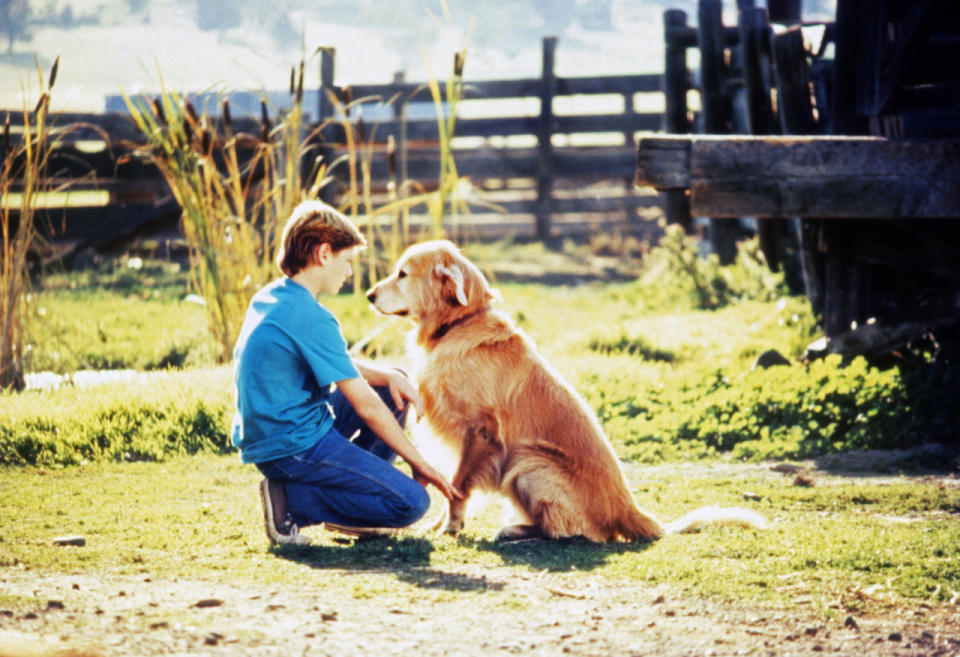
[1,453,957,611]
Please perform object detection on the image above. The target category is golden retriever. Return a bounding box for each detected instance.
[367,240,767,541]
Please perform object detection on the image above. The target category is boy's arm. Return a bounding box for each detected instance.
[352,359,423,414]
[335,376,461,503]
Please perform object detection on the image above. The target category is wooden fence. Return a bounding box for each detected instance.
[6,37,669,254]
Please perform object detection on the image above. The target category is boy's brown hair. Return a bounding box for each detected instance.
[276,200,366,276]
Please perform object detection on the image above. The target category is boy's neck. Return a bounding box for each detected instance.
[290,266,324,298]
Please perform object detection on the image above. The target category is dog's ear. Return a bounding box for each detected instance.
[434,263,468,306]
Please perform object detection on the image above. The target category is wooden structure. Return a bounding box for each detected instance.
[639,0,960,338]
[7,37,666,254]
[312,39,661,240]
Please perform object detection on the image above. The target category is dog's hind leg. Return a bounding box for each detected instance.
[506,467,588,540]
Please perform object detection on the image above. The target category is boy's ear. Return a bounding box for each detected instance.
[315,242,332,264]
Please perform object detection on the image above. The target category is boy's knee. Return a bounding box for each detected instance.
[395,483,430,526]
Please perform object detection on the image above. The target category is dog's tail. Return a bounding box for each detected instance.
[618,506,668,540]
[662,505,768,535]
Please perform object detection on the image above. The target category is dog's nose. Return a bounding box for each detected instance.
[365,288,377,302]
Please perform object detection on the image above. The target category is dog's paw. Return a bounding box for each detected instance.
[442,517,464,535]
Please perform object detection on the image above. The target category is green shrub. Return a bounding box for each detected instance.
[585,354,959,463]
[0,367,233,466]
[639,225,788,312]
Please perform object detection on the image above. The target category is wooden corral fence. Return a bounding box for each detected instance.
[637,0,960,343]
[312,39,664,241]
[5,37,669,257]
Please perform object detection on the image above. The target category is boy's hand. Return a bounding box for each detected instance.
[386,369,424,414]
[413,465,463,503]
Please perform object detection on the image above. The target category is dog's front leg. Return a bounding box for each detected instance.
[442,425,503,536]
[443,469,470,535]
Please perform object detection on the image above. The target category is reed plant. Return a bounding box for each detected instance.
[123,59,323,362]
[424,48,470,240]
[0,57,60,391]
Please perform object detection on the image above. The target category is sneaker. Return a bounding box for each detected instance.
[260,478,312,546]
[323,522,401,539]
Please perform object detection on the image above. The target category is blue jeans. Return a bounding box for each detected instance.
[256,384,430,529]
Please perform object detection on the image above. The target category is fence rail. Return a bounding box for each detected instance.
[5,37,667,253]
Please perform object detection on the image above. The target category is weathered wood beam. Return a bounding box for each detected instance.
[636,135,960,219]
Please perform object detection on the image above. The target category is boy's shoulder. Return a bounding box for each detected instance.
[255,278,338,327]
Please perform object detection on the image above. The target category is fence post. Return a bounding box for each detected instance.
[315,47,338,203]
[536,36,557,242]
[698,0,737,264]
[662,9,692,233]
[318,47,336,124]
[738,8,776,136]
[773,24,824,304]
[738,7,781,268]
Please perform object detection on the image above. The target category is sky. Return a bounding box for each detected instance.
[2,0,836,114]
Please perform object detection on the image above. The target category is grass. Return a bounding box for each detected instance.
[0,453,957,613]
[2,237,958,620]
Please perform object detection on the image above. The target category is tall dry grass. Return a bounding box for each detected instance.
[124,40,488,359]
[1,58,60,391]
[123,60,324,363]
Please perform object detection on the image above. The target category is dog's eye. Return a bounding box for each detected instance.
[398,271,407,279]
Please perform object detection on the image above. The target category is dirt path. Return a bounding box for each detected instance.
[3,565,959,657]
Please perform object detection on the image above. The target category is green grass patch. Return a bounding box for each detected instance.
[1,454,957,610]
[0,368,233,466]
[8,252,959,467]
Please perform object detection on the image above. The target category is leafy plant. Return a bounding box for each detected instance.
[588,354,960,464]
[641,224,788,311]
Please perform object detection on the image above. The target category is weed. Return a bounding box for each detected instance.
[1,58,61,391]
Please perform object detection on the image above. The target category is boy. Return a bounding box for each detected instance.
[232,200,460,545]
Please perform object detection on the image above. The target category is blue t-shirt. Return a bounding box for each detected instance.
[231,277,359,464]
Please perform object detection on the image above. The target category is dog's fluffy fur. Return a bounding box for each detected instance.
[367,240,767,541]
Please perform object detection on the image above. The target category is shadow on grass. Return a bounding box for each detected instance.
[270,536,504,593]
[460,535,656,573]
[269,531,657,591]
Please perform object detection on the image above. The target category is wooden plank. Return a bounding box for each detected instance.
[635,134,960,218]
[340,74,661,104]
[323,112,662,144]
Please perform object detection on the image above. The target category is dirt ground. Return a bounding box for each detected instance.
[3,457,959,657]
[2,565,959,657]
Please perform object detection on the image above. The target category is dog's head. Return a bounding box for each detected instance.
[366,240,495,339]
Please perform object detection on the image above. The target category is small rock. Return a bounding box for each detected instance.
[752,349,791,370]
[321,611,338,622]
[53,535,86,547]
[46,600,65,611]
[743,491,761,501]
[844,616,859,630]
[888,632,902,642]
[770,463,802,474]
[194,598,224,608]
[793,473,815,487]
